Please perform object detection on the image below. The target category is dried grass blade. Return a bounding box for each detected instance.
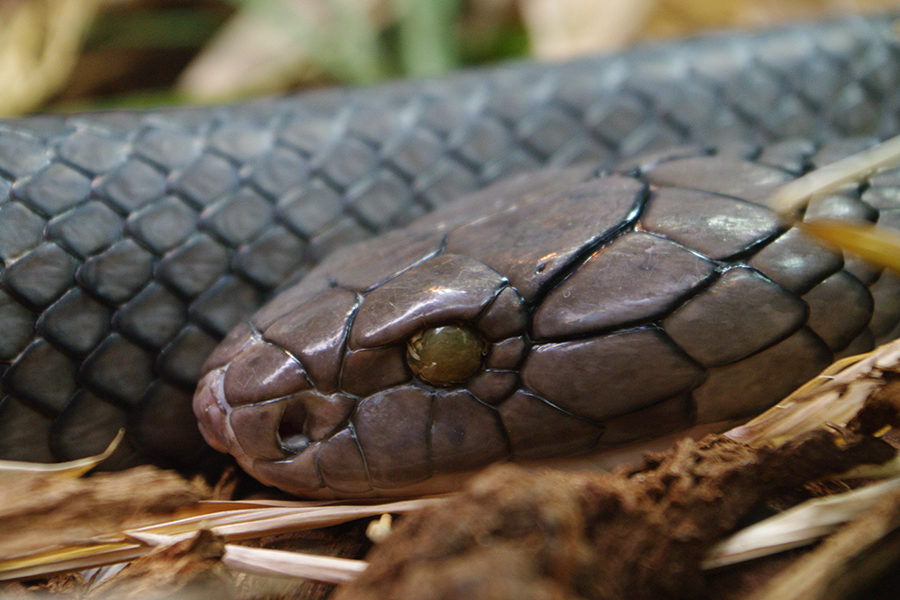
[798,220,900,274]
[123,497,446,543]
[0,429,124,478]
[726,337,900,447]
[0,543,143,582]
[768,134,900,216]
[221,544,367,584]
[2,492,443,581]
[703,477,900,569]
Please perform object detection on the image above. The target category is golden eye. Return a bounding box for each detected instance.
[406,325,485,386]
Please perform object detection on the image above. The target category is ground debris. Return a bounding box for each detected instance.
[50,528,348,600]
[84,530,231,599]
[335,428,895,600]
[744,483,900,600]
[0,466,208,560]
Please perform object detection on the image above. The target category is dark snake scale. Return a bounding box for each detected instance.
[3,15,900,496]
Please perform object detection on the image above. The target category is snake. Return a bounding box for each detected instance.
[3,14,900,498]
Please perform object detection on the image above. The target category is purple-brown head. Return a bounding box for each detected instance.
[193,167,666,497]
[193,158,845,498]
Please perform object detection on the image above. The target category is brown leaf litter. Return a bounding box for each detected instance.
[0,466,208,560]
[336,410,900,599]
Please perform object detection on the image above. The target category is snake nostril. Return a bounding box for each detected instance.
[278,402,310,455]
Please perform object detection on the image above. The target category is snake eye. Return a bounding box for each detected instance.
[406,324,486,386]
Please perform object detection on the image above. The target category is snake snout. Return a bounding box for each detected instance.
[193,318,360,484]
[193,369,230,454]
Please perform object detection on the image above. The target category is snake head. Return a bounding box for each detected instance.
[193,165,770,498]
[194,167,629,497]
[194,240,533,497]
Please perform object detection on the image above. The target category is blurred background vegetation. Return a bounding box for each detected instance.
[1,0,899,117]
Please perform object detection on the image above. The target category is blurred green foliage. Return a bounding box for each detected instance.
[56,0,528,110]
[85,6,226,50]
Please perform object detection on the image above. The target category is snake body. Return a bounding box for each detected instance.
[2,16,900,493]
